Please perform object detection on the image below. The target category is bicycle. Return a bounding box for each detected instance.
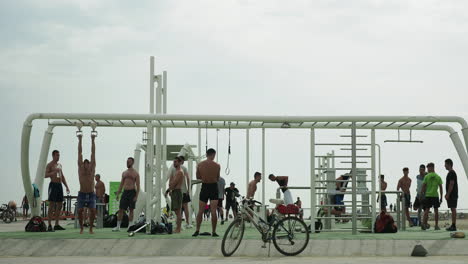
[0,204,15,223]
[221,198,309,257]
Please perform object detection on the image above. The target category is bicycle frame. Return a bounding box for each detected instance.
[237,200,281,238]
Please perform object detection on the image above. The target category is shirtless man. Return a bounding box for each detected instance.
[192,148,221,237]
[268,174,293,205]
[247,172,262,199]
[379,175,388,212]
[113,157,140,231]
[45,150,70,232]
[95,174,105,217]
[167,156,184,233]
[397,167,413,227]
[77,134,97,234]
[168,156,192,229]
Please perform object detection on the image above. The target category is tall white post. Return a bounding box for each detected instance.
[147,56,155,232]
[32,126,54,216]
[145,122,154,233]
[246,129,250,194]
[351,122,357,235]
[155,72,163,223]
[162,71,168,213]
[262,128,266,204]
[371,129,376,233]
[310,128,316,232]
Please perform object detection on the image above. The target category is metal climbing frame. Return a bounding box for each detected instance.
[19,57,468,235]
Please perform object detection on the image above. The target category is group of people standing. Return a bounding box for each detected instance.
[166,148,294,237]
[44,133,136,234]
[380,159,459,231]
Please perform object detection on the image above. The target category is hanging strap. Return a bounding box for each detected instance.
[225,122,231,175]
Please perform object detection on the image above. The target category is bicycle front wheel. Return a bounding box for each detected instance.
[272,216,309,256]
[221,218,245,257]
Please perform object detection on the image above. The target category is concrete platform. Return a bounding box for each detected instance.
[1,238,467,257]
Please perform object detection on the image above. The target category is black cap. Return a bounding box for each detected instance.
[177,155,185,161]
[230,182,235,186]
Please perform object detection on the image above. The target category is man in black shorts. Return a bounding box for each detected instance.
[225,182,240,220]
[444,159,458,231]
[193,148,221,237]
[113,157,140,232]
[45,150,70,231]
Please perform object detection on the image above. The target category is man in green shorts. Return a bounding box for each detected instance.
[421,162,443,230]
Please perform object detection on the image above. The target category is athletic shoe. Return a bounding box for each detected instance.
[446,225,457,231]
[54,225,66,231]
[221,220,225,225]
[112,227,120,232]
[192,231,199,237]
[47,225,55,232]
[434,226,441,230]
[212,232,219,237]
[185,224,193,229]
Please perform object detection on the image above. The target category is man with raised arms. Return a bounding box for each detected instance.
[113,157,140,232]
[77,133,97,234]
[45,150,70,232]
[192,148,221,237]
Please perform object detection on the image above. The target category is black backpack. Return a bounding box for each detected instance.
[25,216,46,232]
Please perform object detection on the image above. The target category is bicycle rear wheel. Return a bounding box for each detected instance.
[272,216,309,256]
[221,218,245,257]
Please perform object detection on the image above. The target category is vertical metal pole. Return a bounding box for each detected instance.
[162,71,168,209]
[198,128,202,158]
[216,129,219,162]
[371,129,376,233]
[150,56,155,114]
[262,128,266,204]
[32,126,54,217]
[145,122,154,234]
[246,129,250,195]
[351,122,357,235]
[310,128,316,232]
[155,73,162,223]
[146,56,155,232]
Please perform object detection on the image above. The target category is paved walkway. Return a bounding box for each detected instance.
[0,256,467,264]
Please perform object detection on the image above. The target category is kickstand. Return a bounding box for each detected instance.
[268,240,271,257]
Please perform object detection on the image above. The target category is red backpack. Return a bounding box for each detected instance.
[25,216,47,232]
[374,211,397,233]
[277,204,300,215]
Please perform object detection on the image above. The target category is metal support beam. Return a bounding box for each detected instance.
[32,126,54,216]
[351,122,357,235]
[246,129,250,195]
[262,128,266,204]
[310,128,316,232]
[371,129,376,233]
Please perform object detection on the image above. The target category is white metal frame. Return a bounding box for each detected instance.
[20,57,468,235]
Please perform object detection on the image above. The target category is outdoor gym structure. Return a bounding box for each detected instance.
[20,57,468,235]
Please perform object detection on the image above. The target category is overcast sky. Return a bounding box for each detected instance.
[1,0,467,213]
